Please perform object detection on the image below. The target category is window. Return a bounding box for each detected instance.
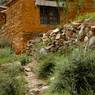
[40,6,60,24]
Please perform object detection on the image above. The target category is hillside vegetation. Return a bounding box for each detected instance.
[0,12,95,95]
[32,12,95,95]
[75,12,95,20]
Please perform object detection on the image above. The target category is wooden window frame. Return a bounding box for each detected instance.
[40,6,60,25]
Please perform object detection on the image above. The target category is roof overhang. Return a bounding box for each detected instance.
[35,0,63,7]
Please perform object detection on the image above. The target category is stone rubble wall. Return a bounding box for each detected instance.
[5,0,24,54]
[26,19,95,55]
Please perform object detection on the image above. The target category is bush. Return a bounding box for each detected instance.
[49,49,95,95]
[0,73,26,95]
[36,53,56,79]
[0,47,32,65]
[17,54,32,66]
[0,63,26,95]
[0,47,12,57]
[0,48,15,64]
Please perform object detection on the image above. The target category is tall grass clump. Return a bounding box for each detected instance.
[49,48,95,95]
[0,47,15,64]
[0,63,26,95]
[17,54,32,65]
[36,53,57,79]
[0,47,32,65]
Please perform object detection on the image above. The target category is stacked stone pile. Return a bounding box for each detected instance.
[26,40,36,55]
[42,27,77,52]
[26,19,95,55]
[26,38,41,55]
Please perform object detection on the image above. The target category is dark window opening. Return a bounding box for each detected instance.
[40,6,60,24]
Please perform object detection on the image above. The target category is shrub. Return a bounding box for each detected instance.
[36,53,56,79]
[0,48,16,64]
[49,49,95,95]
[0,47,32,65]
[0,48,12,57]
[3,62,23,76]
[17,54,32,66]
[0,73,26,95]
[0,63,26,95]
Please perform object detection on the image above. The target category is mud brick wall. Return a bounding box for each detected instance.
[5,0,24,54]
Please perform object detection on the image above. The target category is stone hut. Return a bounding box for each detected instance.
[4,0,95,54]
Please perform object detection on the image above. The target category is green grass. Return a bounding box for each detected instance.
[36,53,57,79]
[75,12,95,20]
[37,48,95,95]
[0,47,32,64]
[0,39,32,95]
[0,62,26,95]
[0,48,14,64]
[0,47,31,95]
[44,91,70,95]
[47,49,95,95]
[0,47,28,95]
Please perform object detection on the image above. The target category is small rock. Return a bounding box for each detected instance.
[91,26,95,29]
[39,48,47,55]
[40,86,49,94]
[55,33,61,40]
[45,45,53,50]
[24,67,31,72]
[84,36,89,43]
[30,88,40,95]
[52,28,60,33]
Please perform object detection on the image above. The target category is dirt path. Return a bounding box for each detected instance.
[24,60,48,95]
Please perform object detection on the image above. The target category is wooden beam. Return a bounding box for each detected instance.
[35,0,63,7]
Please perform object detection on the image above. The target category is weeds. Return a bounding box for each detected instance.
[36,53,56,79]
[0,63,26,95]
[49,49,95,95]
[17,54,32,65]
[0,47,32,64]
[75,12,95,20]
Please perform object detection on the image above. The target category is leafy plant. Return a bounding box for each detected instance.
[49,49,95,95]
[0,63,26,95]
[18,54,32,66]
[36,53,56,79]
[0,47,32,65]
